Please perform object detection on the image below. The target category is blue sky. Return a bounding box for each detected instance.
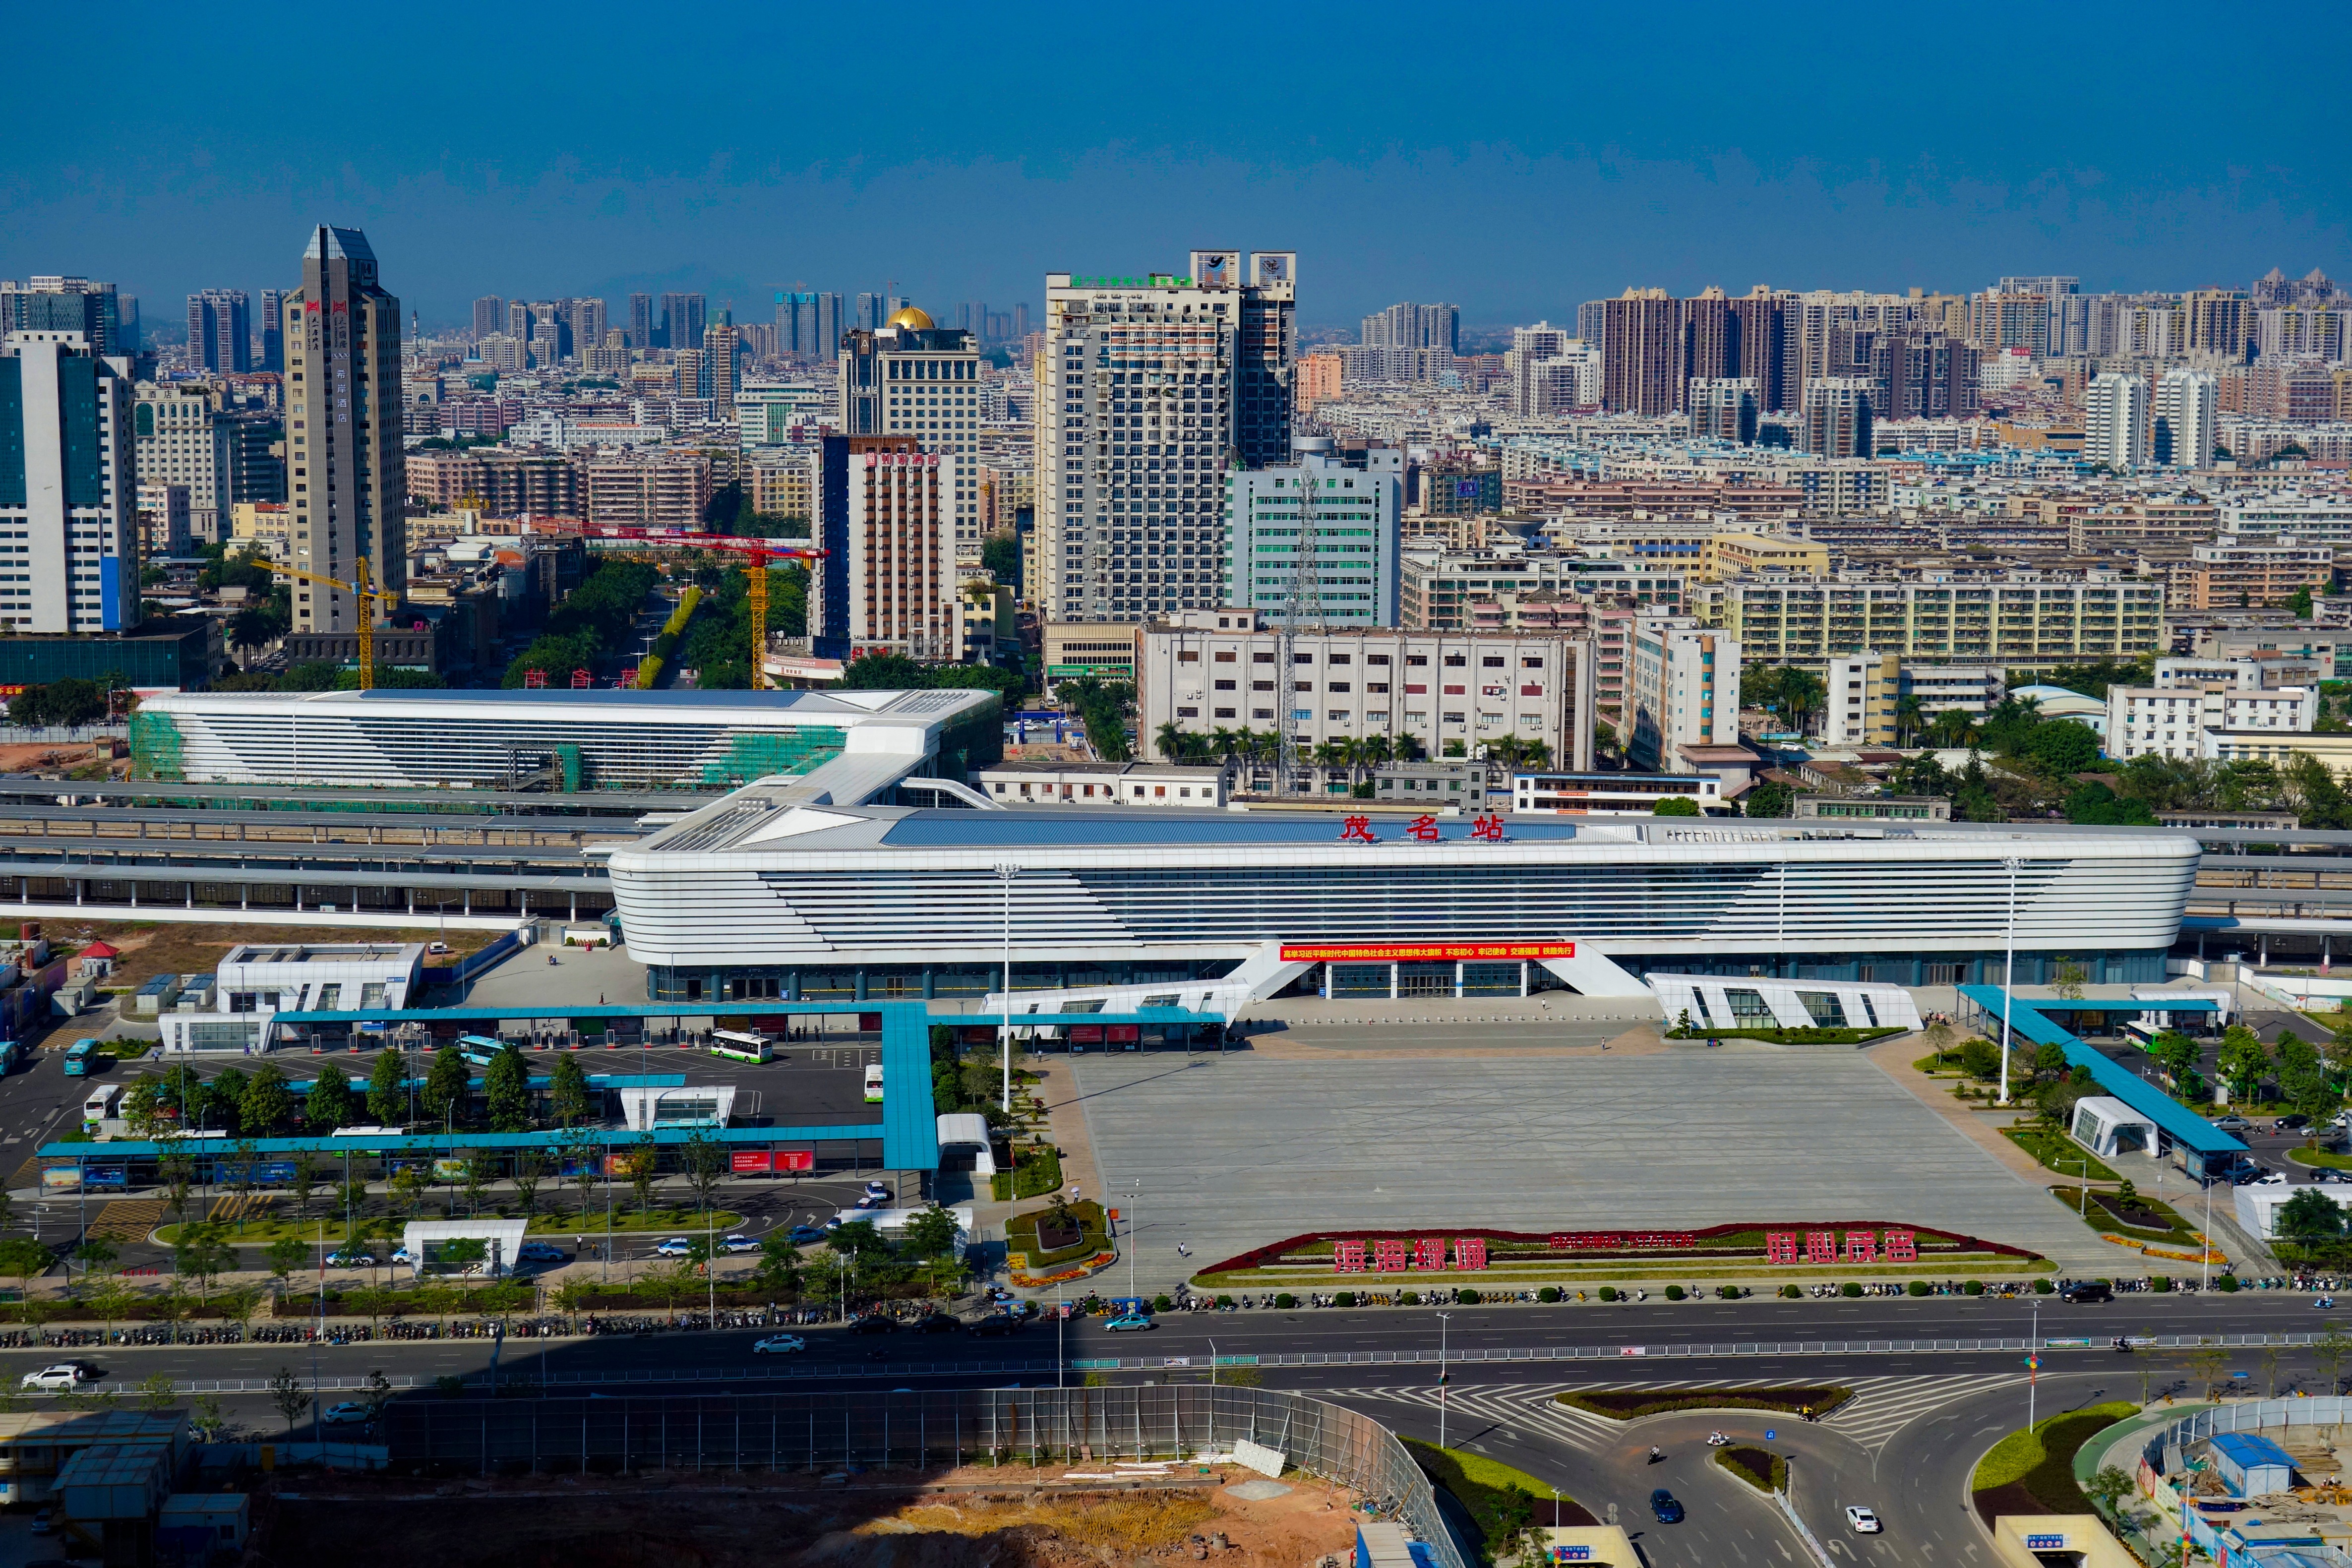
[5,0,2343,334]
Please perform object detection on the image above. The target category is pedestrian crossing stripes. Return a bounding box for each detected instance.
[1824,1374,2019,1454]
[1321,1375,2022,1458]
[87,1198,166,1243]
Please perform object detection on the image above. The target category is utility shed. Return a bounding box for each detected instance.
[2210,1431,2297,1497]
[158,1492,248,1555]
[58,1442,172,1520]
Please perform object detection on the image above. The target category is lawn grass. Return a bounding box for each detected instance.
[2048,1186,2202,1248]
[2289,1147,2352,1170]
[1004,1199,1109,1267]
[1557,1386,1850,1421]
[1401,1439,1575,1562]
[1191,1256,2052,1289]
[2003,1124,2119,1183]
[1913,1052,1966,1076]
[1971,1401,2138,1510]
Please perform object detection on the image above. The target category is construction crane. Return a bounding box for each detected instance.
[267,558,399,690]
[546,525,825,691]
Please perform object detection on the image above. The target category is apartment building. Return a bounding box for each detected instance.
[403,450,579,516]
[808,439,957,661]
[2221,495,2352,544]
[748,452,814,520]
[1136,609,1593,771]
[580,450,712,528]
[836,307,982,560]
[1822,651,1899,745]
[1716,577,2165,670]
[1628,618,1740,773]
[1402,548,1685,630]
[1696,533,1829,581]
[282,226,405,633]
[0,329,138,631]
[1901,664,2004,717]
[1460,591,1638,718]
[2109,664,2316,762]
[2186,540,2334,610]
[2042,497,2219,557]
[1224,437,1401,625]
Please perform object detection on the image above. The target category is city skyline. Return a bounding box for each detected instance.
[4,1,2343,329]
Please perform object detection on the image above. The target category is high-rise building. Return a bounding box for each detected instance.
[2154,368,2220,471]
[627,294,654,351]
[1688,378,1760,444]
[1870,333,1978,421]
[1801,377,1874,457]
[567,298,606,361]
[1361,302,1459,355]
[0,327,138,630]
[471,297,504,343]
[2185,289,2254,360]
[0,279,123,356]
[2084,372,2151,472]
[1223,437,1401,626]
[1600,288,1679,415]
[1678,288,1734,409]
[774,291,844,360]
[1012,302,1030,342]
[281,225,405,633]
[258,289,286,372]
[658,293,704,353]
[186,290,251,374]
[1628,618,1741,773]
[854,293,884,333]
[809,435,957,660]
[836,306,982,560]
[961,300,990,341]
[1038,249,1298,624]
[700,318,740,405]
[1728,288,1788,411]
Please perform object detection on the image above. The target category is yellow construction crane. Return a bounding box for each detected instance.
[268,558,398,690]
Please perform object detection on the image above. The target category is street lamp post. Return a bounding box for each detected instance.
[1436,1312,1452,1449]
[1999,855,2021,1107]
[999,863,1016,1117]
[1127,1179,1141,1303]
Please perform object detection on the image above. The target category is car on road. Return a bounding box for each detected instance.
[2213,1115,2255,1132]
[863,1181,890,1200]
[786,1225,828,1245]
[2317,1169,2352,1186]
[1648,1490,1684,1524]
[854,1193,886,1209]
[847,1315,898,1334]
[2275,1114,2313,1132]
[515,1242,566,1263]
[20,1365,89,1391]
[752,1334,807,1355]
[913,1313,962,1334]
[653,1237,695,1257]
[319,1402,373,1426]
[2252,1169,2290,1186]
[327,1248,377,1267]
[30,1509,53,1535]
[1104,1314,1153,1332]
[389,1246,414,1266]
[720,1234,761,1255]
[969,1315,1026,1337]
[1845,1506,1882,1534]
[2062,1281,2115,1304]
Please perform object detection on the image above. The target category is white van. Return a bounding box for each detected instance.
[863,1063,884,1103]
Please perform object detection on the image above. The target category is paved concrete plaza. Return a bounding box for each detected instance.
[1068,1046,2120,1290]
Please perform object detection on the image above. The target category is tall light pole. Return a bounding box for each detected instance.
[998,863,1016,1116]
[1436,1312,1452,1449]
[1126,1178,1141,1302]
[1999,855,2021,1107]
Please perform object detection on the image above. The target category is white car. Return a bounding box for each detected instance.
[862,1181,890,1200]
[1845,1506,1882,1534]
[20,1365,86,1392]
[654,1237,694,1257]
[319,1401,373,1426]
[752,1333,807,1355]
[327,1249,377,1268]
[720,1235,760,1255]
[2252,1170,2291,1187]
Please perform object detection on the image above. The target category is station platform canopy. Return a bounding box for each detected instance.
[1957,985,2246,1157]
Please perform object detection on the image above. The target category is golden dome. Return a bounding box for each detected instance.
[887,305,934,330]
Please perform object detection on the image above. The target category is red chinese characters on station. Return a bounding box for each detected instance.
[1406,814,1441,843]
[1415,1237,1448,1272]
[1804,1231,1838,1265]
[1454,1238,1489,1271]
[1843,1231,1877,1264]
[1765,1232,1799,1265]
[1338,816,1379,844]
[1883,1230,1918,1263]
[1470,814,1507,843]
[1334,1240,1367,1273]
[1373,1239,1411,1272]
[1759,1228,1921,1264]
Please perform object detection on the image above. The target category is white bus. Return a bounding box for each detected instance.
[863,1063,884,1103]
[81,1083,124,1123]
[710,1030,774,1065]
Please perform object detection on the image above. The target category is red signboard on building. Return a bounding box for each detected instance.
[1279,942,1575,963]
[730,1149,815,1174]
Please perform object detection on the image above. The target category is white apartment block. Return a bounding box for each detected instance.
[2109,682,2315,761]
[1901,664,2004,717]
[133,387,229,543]
[809,446,958,661]
[1135,609,1593,771]
[836,311,983,563]
[2223,494,2352,544]
[1628,618,1740,772]
[0,331,138,631]
[973,761,1228,808]
[1225,438,1401,625]
[1717,577,2163,670]
[1823,651,1898,746]
[2153,368,2218,471]
[2084,372,2150,471]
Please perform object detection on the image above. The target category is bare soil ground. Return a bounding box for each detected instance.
[0,741,123,776]
[49,919,500,994]
[262,1465,1361,1568]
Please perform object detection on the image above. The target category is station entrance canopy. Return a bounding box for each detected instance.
[1956,985,2245,1158]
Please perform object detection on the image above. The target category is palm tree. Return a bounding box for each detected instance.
[1894,694,1926,747]
[1209,726,1238,764]
[1929,708,1978,748]
[1153,721,1186,763]
[1395,732,1427,763]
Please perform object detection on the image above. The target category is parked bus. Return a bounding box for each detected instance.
[709,1030,774,1065]
[82,1082,123,1123]
[2120,1019,2159,1050]
[863,1063,884,1103]
[62,1039,98,1077]
[457,1034,503,1067]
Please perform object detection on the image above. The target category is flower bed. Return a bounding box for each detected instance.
[1557,1386,1850,1421]
[1716,1446,1784,1492]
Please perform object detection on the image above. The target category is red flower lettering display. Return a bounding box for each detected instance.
[1805,1231,1837,1264]
[1373,1239,1410,1272]
[1883,1230,1917,1263]
[1415,1237,1448,1272]
[1765,1232,1799,1264]
[1843,1231,1877,1263]
[1454,1238,1488,1270]
[1334,1240,1366,1273]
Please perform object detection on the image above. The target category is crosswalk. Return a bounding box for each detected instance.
[86,1198,165,1242]
[1319,1374,2023,1459]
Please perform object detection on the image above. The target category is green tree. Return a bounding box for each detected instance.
[264,1234,308,1294]
[2279,1187,2346,1249]
[2015,719,2100,774]
[511,1148,546,1220]
[2217,1025,2272,1103]
[173,1223,235,1302]
[2149,1029,2200,1086]
[366,1050,408,1126]
[1742,781,1795,818]
[483,1045,532,1132]
[755,1235,803,1294]
[1651,796,1701,817]
[266,1367,311,1436]
[548,1053,592,1127]
[1959,1037,2001,1081]
[2065,782,2158,826]
[240,1063,296,1136]
[627,1135,661,1215]
[679,1132,726,1219]
[0,1237,49,1320]
[305,1062,354,1132]
[421,1044,471,1127]
[2085,1464,2136,1516]
[69,1236,118,1289]
[2050,960,2088,1003]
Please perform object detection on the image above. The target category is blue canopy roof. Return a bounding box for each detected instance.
[1957,985,2247,1156]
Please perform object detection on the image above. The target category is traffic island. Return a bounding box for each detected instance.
[1714,1445,1785,1492]
[2047,1184,2224,1266]
[1401,1438,1593,1562]
[1970,1401,2138,1526]
[1556,1387,1852,1421]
